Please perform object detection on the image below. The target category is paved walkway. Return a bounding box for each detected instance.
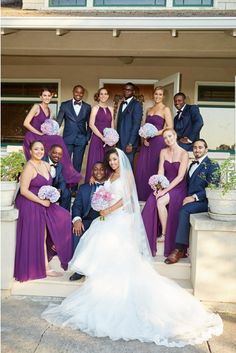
[1,296,236,353]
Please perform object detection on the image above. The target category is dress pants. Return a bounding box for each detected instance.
[175,200,208,246]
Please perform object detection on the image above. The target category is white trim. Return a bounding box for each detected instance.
[194,81,235,106]
[2,17,236,30]
[99,79,156,87]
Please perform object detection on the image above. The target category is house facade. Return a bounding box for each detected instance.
[1,1,236,151]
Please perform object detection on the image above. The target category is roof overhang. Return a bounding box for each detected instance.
[2,16,236,31]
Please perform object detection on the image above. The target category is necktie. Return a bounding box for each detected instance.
[189,160,200,169]
[74,100,82,106]
[175,110,182,119]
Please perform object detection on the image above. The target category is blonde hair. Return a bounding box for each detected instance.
[153,86,165,95]
[162,128,177,137]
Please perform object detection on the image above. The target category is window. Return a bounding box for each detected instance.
[94,0,166,6]
[195,82,235,107]
[1,80,60,143]
[49,0,86,6]
[174,0,213,6]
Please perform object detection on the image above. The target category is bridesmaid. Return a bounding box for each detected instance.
[85,88,114,182]
[23,88,82,186]
[142,128,188,257]
[14,140,72,282]
[135,87,172,201]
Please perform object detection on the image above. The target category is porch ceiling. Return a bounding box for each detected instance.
[2,29,236,59]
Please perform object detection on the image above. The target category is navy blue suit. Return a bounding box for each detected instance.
[175,156,219,246]
[174,104,203,151]
[44,156,71,211]
[72,183,100,251]
[57,99,91,173]
[117,98,143,166]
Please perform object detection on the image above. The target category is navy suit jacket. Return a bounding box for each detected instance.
[44,156,67,193]
[174,104,203,144]
[117,98,143,150]
[187,156,219,202]
[72,183,99,221]
[56,99,92,146]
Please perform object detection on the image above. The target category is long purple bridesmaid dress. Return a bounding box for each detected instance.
[142,161,187,257]
[135,115,166,201]
[23,105,82,185]
[85,106,112,182]
[14,172,72,282]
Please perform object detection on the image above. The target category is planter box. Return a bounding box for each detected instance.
[1,181,18,210]
[206,188,236,221]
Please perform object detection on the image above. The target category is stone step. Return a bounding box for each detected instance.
[11,273,193,298]
[11,255,191,297]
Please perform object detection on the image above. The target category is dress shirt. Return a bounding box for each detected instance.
[48,157,57,179]
[122,96,133,112]
[73,99,82,115]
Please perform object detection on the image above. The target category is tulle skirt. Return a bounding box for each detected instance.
[42,208,223,347]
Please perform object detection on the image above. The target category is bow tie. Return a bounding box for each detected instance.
[176,110,182,117]
[189,160,200,168]
[122,101,128,105]
[50,163,57,167]
[74,100,82,106]
[95,182,104,187]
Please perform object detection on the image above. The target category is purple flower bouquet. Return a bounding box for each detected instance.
[41,119,59,135]
[38,185,60,203]
[148,174,170,191]
[139,123,158,139]
[91,186,114,220]
[103,128,119,147]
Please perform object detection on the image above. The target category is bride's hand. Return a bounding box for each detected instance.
[100,208,110,217]
[89,176,95,185]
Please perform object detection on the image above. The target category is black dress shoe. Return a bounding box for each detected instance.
[69,272,84,281]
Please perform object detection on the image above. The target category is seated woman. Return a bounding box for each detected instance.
[23,88,81,186]
[142,128,189,257]
[14,140,72,282]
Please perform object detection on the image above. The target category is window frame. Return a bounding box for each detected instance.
[173,0,213,7]
[49,0,87,7]
[194,81,235,108]
[93,0,166,7]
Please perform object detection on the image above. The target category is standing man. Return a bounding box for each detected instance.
[174,92,203,151]
[165,139,219,264]
[117,82,143,166]
[45,145,71,211]
[57,85,91,194]
[69,161,106,281]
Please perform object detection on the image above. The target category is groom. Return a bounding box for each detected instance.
[117,82,143,167]
[56,84,91,194]
[165,139,219,264]
[69,161,106,281]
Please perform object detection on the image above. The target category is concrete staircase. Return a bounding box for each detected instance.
[11,243,193,297]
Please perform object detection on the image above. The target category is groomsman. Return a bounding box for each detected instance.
[165,139,219,264]
[69,162,106,281]
[45,145,71,211]
[174,92,203,151]
[56,85,91,193]
[117,82,143,166]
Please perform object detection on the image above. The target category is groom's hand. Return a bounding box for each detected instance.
[73,219,85,236]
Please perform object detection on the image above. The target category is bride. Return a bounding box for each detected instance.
[42,148,223,347]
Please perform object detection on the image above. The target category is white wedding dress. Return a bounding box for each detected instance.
[42,149,223,347]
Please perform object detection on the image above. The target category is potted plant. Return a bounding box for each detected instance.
[0,151,26,210]
[206,158,236,221]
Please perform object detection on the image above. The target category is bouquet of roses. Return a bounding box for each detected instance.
[148,174,170,191]
[41,119,59,135]
[103,128,119,147]
[91,186,114,220]
[139,123,158,139]
[38,185,60,203]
